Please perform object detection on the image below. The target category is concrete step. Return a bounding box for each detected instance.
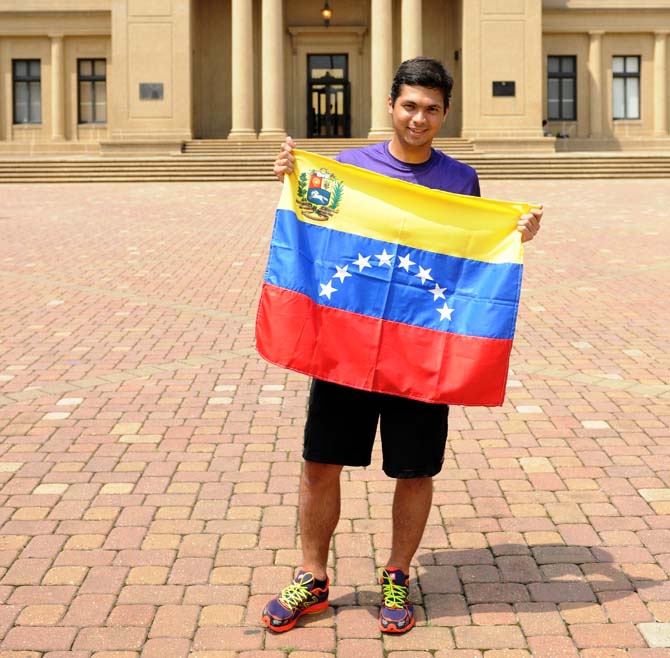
[5,174,670,185]
[3,145,670,181]
[3,168,670,183]
[182,137,477,155]
[2,158,670,168]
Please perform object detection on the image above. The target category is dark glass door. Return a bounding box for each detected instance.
[307,54,350,138]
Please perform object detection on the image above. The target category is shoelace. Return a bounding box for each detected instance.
[279,576,314,608]
[381,570,409,609]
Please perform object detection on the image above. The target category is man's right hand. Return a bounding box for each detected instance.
[273,136,296,182]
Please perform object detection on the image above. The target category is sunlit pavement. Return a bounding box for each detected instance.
[0,178,669,657]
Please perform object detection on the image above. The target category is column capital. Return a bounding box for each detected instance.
[588,30,604,38]
[655,30,670,37]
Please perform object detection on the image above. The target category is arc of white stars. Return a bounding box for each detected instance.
[323,249,456,322]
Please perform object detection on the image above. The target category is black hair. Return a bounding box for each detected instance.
[390,57,453,112]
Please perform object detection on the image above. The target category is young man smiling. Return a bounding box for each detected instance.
[262,57,542,635]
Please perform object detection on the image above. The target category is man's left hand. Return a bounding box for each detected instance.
[518,206,542,243]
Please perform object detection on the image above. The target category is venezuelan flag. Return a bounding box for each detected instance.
[256,150,531,406]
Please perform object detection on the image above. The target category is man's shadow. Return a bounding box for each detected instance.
[330,543,667,621]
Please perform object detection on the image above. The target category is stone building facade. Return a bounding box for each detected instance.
[1,0,669,154]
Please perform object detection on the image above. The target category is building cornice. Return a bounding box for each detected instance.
[544,0,670,8]
[0,11,110,36]
[288,25,368,55]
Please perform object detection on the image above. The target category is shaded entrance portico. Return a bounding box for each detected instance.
[189,0,547,149]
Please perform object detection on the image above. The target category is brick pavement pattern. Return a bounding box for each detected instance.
[0,178,669,657]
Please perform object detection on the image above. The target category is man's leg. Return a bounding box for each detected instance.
[299,460,344,579]
[386,476,433,574]
[377,476,433,634]
[378,396,447,634]
[263,380,378,633]
[261,460,341,632]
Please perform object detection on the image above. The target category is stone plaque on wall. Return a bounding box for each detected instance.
[492,81,516,97]
[139,83,164,100]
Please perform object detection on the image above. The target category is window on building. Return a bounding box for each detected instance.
[13,59,42,124]
[612,56,640,120]
[78,59,107,124]
[547,56,576,121]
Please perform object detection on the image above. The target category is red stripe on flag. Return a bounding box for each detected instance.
[256,283,513,406]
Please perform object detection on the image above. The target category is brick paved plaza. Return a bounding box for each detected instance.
[0,177,669,658]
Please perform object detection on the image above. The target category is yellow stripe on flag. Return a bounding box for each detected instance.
[278,150,532,265]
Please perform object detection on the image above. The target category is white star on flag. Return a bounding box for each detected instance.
[415,266,433,284]
[430,283,446,301]
[437,302,454,321]
[353,253,372,271]
[375,249,394,267]
[319,281,337,299]
[333,264,352,283]
[397,253,415,271]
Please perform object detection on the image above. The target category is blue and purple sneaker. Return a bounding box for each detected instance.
[262,570,329,633]
[378,567,415,633]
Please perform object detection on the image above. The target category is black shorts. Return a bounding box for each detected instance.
[303,379,449,478]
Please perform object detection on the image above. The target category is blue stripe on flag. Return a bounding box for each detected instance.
[264,209,523,340]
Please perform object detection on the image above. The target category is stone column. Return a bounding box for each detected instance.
[229,0,256,139]
[654,31,668,136]
[260,0,286,139]
[368,0,393,138]
[50,35,66,141]
[401,0,422,61]
[588,31,604,138]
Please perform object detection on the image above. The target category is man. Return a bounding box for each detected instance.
[262,57,542,635]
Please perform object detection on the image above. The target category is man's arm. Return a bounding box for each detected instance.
[273,136,296,182]
[518,206,542,243]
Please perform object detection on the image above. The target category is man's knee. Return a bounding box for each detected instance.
[302,461,343,489]
[394,476,433,491]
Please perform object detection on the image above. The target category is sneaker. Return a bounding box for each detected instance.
[378,567,415,633]
[261,570,330,633]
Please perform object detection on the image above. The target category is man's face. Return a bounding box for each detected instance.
[387,84,448,149]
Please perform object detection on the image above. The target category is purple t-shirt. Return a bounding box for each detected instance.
[336,141,480,197]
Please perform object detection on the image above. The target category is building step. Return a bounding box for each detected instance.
[3,146,670,182]
[181,137,477,155]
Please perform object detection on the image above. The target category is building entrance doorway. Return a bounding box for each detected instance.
[307,54,350,137]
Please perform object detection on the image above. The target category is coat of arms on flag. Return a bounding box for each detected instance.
[256,150,533,406]
[297,168,344,221]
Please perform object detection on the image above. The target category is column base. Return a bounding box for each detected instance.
[258,129,287,140]
[227,129,257,140]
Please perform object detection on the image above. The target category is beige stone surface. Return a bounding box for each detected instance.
[0,0,669,150]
